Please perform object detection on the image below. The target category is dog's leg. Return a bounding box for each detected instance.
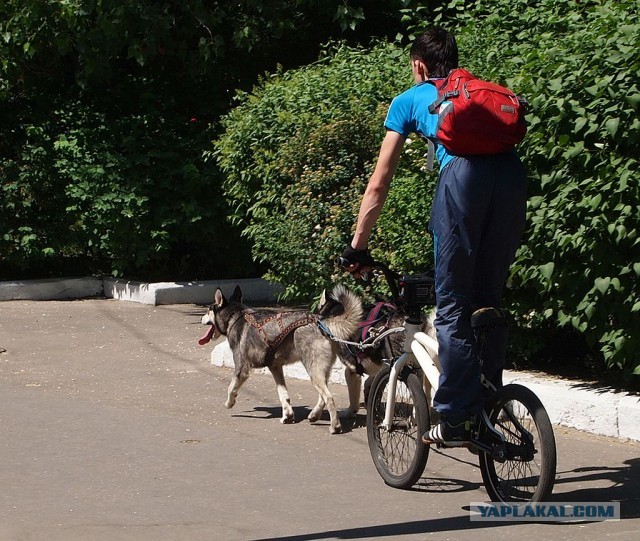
[344,367,362,418]
[306,366,341,434]
[226,370,249,409]
[308,395,326,423]
[268,365,295,424]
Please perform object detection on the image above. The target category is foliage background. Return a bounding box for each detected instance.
[213,42,436,300]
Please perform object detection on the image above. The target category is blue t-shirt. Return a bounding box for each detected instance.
[384,81,455,171]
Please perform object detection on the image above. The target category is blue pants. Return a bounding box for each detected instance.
[430,152,528,422]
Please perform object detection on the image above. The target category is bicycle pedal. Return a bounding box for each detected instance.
[434,440,472,449]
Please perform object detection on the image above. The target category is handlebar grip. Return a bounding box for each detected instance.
[336,257,370,282]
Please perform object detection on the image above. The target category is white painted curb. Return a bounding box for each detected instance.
[210,338,348,385]
[103,277,282,305]
[0,276,282,305]
[0,277,103,301]
[503,371,640,441]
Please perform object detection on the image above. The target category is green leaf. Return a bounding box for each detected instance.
[605,117,620,137]
[594,277,611,294]
[539,262,555,281]
[626,93,640,109]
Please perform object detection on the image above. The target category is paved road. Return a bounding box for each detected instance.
[1,299,638,541]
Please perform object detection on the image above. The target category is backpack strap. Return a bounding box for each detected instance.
[428,90,460,114]
[426,139,436,171]
[424,77,450,171]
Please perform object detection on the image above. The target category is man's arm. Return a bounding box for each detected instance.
[351,130,406,250]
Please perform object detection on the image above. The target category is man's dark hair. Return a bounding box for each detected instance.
[410,27,458,78]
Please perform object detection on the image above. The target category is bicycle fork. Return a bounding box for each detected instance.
[380,322,440,431]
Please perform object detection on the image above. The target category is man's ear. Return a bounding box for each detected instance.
[412,59,429,81]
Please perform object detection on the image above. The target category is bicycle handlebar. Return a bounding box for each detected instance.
[337,256,435,319]
[336,256,401,303]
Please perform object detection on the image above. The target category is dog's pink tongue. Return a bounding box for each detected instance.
[198,325,215,345]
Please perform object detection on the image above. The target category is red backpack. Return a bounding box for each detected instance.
[427,68,527,156]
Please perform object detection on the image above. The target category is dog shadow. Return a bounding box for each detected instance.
[233,405,367,433]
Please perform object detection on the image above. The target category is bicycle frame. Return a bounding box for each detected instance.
[381,321,441,430]
[381,319,507,457]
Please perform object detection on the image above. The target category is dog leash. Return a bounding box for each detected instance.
[317,319,404,351]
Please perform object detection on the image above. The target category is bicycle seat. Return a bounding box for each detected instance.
[471,307,511,330]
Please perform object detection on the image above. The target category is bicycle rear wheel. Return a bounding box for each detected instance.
[479,383,556,502]
[366,366,430,489]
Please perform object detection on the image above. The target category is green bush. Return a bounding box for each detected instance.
[214,42,437,300]
[455,0,639,380]
[0,102,254,280]
[0,0,408,281]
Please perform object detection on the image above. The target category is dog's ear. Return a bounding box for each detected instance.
[230,285,243,303]
[317,289,327,311]
[214,288,227,309]
[316,288,344,319]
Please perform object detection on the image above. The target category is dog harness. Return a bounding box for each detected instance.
[243,310,318,365]
[349,301,398,375]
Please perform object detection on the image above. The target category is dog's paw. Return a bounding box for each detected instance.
[330,424,343,435]
[280,415,295,424]
[307,411,321,423]
[225,398,235,409]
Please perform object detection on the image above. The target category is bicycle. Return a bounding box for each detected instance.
[340,259,557,503]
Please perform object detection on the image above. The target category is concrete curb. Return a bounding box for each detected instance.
[0,277,104,301]
[210,339,640,442]
[103,277,283,305]
[0,276,282,305]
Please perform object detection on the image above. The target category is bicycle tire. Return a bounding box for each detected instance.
[366,366,430,489]
[479,383,557,502]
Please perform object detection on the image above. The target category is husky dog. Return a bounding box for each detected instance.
[199,285,362,434]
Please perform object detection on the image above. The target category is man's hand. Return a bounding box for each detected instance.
[340,246,374,280]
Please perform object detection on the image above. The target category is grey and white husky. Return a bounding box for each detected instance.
[199,284,363,434]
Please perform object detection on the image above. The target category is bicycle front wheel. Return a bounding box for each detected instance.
[366,366,430,489]
[479,383,557,502]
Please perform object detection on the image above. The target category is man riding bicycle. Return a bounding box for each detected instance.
[341,27,528,446]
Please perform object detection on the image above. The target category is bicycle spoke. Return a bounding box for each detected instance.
[490,398,542,500]
[374,382,418,474]
[367,367,430,488]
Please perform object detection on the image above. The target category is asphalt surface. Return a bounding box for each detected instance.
[1,299,638,541]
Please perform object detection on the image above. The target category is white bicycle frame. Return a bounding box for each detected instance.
[380,319,504,448]
[381,321,442,430]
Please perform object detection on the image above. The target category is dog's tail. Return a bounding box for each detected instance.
[318,284,363,340]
